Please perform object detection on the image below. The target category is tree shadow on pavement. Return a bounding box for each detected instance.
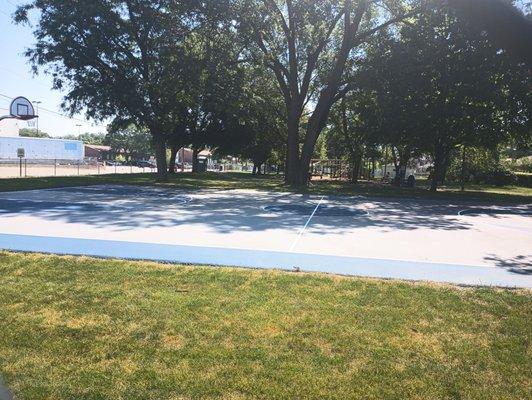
[0,185,482,234]
[484,254,532,275]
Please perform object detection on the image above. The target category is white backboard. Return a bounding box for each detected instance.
[9,97,36,120]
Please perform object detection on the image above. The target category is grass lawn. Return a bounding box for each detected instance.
[0,252,530,399]
[1,171,531,202]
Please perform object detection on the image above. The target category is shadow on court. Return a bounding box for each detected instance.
[0,185,490,234]
[485,254,532,275]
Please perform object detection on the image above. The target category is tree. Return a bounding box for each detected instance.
[104,125,153,161]
[15,0,201,180]
[331,1,531,191]
[446,0,532,68]
[238,0,416,186]
[19,128,50,138]
[214,65,287,174]
[61,132,106,145]
[403,3,531,190]
[180,11,248,172]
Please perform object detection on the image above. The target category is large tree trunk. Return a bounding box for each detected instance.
[153,134,168,181]
[430,140,450,192]
[351,156,362,183]
[168,143,179,174]
[192,147,199,173]
[284,105,301,185]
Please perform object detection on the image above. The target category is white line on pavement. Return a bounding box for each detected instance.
[289,195,325,251]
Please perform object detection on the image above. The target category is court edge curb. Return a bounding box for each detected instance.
[1,233,530,288]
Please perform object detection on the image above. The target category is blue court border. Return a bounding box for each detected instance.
[1,233,530,288]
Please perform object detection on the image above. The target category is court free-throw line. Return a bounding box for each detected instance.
[289,196,325,251]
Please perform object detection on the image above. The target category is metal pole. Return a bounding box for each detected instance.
[78,161,80,175]
[54,159,57,176]
[19,158,22,177]
[24,159,27,177]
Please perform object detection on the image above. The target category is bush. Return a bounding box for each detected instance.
[446,147,520,186]
[475,166,517,186]
[506,157,532,173]
[516,172,532,188]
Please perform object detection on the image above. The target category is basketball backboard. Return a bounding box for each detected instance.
[9,97,37,120]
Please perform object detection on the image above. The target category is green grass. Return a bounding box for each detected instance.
[1,172,531,202]
[0,252,530,399]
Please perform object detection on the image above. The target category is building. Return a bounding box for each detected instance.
[0,119,21,137]
[176,147,194,164]
[0,124,84,161]
[84,144,112,160]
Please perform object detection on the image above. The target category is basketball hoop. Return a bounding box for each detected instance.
[0,96,39,122]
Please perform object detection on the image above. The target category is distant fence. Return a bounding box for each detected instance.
[0,159,155,179]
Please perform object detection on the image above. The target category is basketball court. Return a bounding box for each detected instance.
[0,184,530,287]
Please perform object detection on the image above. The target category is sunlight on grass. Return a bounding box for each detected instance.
[0,252,530,399]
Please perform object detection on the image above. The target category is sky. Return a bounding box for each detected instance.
[0,0,108,137]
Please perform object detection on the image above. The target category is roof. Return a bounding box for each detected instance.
[84,144,111,151]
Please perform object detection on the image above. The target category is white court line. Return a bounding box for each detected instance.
[289,196,325,251]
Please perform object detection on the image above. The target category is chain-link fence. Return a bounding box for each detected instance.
[0,159,155,178]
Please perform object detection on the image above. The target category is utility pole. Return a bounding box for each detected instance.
[33,101,42,135]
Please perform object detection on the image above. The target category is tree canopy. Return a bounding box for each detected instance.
[15,0,531,189]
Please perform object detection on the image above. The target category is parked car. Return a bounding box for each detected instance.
[136,160,156,168]
[105,160,121,166]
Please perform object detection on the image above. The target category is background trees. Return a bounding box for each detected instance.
[104,125,153,162]
[324,1,531,190]
[16,0,530,189]
[238,0,416,186]
[15,0,203,179]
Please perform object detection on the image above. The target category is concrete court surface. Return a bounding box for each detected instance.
[0,184,530,287]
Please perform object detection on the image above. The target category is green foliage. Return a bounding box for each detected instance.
[447,147,518,186]
[104,125,153,161]
[213,65,287,169]
[18,128,51,138]
[515,172,532,188]
[61,132,106,145]
[14,0,213,176]
[504,156,532,173]
[326,1,531,190]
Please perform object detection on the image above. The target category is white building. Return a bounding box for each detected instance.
[0,123,84,161]
[0,119,21,137]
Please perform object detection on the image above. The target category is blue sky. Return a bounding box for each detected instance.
[0,0,107,137]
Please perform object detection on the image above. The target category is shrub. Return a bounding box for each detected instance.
[475,166,517,186]
[515,172,532,188]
